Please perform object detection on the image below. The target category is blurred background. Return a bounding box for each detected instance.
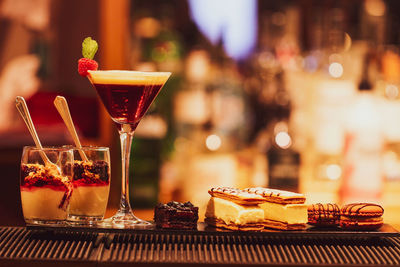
[1,0,400,228]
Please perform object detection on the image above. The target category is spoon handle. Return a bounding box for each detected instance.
[54,96,89,162]
[15,96,51,165]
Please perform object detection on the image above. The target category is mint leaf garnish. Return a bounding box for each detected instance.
[82,37,98,59]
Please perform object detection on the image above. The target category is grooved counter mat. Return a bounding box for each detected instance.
[0,224,399,266]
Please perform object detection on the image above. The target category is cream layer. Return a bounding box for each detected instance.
[69,185,109,216]
[205,197,264,225]
[21,188,67,220]
[260,202,307,224]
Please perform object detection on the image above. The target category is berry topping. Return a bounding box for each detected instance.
[72,160,110,186]
[78,37,99,77]
[20,163,71,190]
[157,201,197,211]
[78,58,98,76]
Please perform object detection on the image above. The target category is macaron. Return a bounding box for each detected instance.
[308,203,340,227]
[340,203,384,231]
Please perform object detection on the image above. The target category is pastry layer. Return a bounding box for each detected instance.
[263,219,306,231]
[260,202,307,224]
[340,216,383,230]
[205,197,264,225]
[205,217,264,231]
[340,216,383,223]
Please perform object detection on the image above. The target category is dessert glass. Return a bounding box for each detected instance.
[20,146,73,225]
[68,146,111,224]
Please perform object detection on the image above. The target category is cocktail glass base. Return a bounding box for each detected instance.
[100,210,152,229]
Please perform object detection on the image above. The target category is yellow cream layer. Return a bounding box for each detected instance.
[260,202,307,224]
[21,188,67,220]
[69,185,110,216]
[88,70,171,85]
[205,197,264,225]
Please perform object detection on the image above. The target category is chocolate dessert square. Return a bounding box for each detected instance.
[154,201,199,230]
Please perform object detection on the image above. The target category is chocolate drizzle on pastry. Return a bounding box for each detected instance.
[208,187,265,205]
[245,187,306,204]
[341,203,384,217]
[308,203,340,227]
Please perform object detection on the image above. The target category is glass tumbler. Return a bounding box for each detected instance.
[20,146,73,225]
[68,146,111,224]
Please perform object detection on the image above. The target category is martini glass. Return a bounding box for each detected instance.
[87,70,171,228]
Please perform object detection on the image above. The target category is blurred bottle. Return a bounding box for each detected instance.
[380,49,400,181]
[266,71,300,192]
[129,8,184,208]
[340,53,384,204]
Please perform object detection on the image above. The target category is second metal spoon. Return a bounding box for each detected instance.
[54,96,89,162]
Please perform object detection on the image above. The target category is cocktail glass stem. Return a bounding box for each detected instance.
[119,124,133,214]
[106,123,150,227]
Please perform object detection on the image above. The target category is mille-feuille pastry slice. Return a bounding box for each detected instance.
[245,187,307,230]
[205,187,265,231]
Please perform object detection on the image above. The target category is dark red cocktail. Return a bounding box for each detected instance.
[93,83,163,129]
[87,70,171,228]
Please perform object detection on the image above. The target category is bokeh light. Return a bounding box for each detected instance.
[275,132,292,149]
[206,134,222,151]
[326,164,342,180]
[385,84,399,99]
[328,62,343,78]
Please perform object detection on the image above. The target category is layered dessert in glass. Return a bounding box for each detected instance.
[20,146,73,224]
[68,147,111,223]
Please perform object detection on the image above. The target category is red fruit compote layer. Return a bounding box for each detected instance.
[69,160,110,218]
[20,164,72,222]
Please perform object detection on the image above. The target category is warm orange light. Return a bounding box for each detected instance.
[329,62,343,78]
[365,0,386,17]
[385,84,399,99]
[275,132,291,149]
[326,164,342,180]
[206,134,222,151]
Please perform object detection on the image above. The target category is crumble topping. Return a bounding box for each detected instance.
[72,160,110,185]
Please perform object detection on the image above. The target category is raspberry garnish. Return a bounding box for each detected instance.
[78,58,98,76]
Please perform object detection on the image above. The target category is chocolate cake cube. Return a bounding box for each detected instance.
[154,201,199,230]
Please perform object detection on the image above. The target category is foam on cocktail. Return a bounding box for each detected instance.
[87,70,171,86]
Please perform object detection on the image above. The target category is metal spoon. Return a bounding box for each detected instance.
[15,96,61,172]
[53,96,89,162]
